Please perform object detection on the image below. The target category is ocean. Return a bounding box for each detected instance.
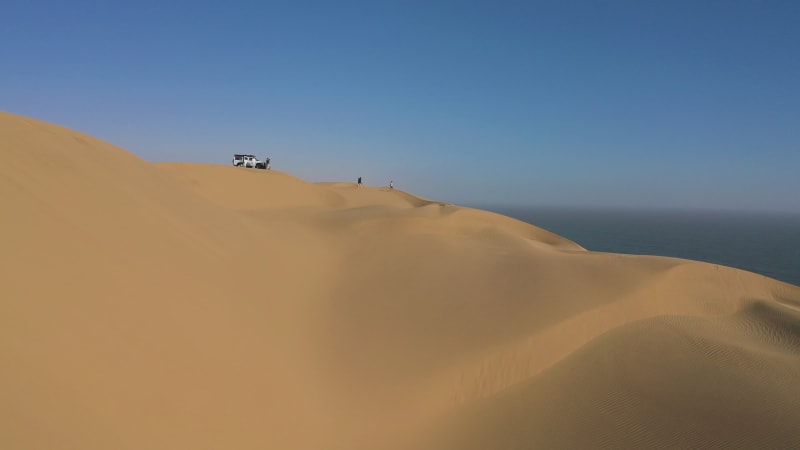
[473,206,800,288]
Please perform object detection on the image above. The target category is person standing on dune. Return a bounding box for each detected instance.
[357,176,362,188]
[389,180,394,190]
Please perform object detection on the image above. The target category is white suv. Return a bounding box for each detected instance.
[232,154,267,169]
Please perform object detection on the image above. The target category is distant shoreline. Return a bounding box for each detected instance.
[475,204,800,287]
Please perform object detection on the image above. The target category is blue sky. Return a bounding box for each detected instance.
[3,1,799,211]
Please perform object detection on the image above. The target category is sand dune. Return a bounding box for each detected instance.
[416,303,800,449]
[2,111,800,449]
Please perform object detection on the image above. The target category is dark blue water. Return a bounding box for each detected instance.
[474,206,800,287]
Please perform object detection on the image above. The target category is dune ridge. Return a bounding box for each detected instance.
[2,111,800,449]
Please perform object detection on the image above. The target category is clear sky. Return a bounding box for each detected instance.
[3,1,799,212]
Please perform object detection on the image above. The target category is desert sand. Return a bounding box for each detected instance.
[2,111,800,449]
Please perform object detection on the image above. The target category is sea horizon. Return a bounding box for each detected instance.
[469,204,800,288]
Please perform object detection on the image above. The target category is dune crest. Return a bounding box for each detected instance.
[3,112,800,449]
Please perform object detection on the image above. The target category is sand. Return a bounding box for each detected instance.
[2,111,799,449]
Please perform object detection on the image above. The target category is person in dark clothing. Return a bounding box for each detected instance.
[357,176,362,188]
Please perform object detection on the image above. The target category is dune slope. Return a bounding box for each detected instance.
[0,113,339,449]
[417,302,800,450]
[3,112,800,450]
